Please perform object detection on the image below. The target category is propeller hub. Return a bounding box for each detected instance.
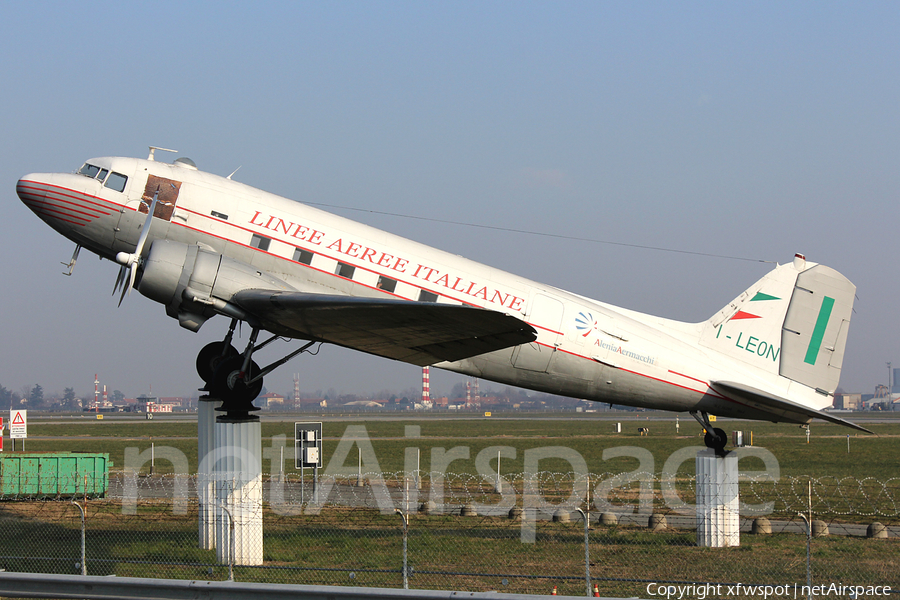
[116,251,138,267]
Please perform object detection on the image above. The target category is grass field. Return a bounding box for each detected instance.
[22,412,900,479]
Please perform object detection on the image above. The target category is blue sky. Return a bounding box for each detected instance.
[1,2,897,400]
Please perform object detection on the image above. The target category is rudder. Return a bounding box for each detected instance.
[779,264,855,393]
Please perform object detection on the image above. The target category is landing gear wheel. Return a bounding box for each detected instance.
[210,355,264,405]
[704,427,728,453]
[196,342,239,384]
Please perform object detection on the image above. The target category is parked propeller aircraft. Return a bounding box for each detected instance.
[17,148,870,449]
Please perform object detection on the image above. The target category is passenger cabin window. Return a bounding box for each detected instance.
[250,234,271,251]
[211,210,229,220]
[105,172,128,192]
[418,290,439,303]
[376,276,397,293]
[293,248,314,265]
[335,262,355,279]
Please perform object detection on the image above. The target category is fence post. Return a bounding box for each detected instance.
[575,508,590,597]
[218,503,236,582]
[798,512,811,600]
[395,480,409,590]
[70,500,86,576]
[496,448,501,493]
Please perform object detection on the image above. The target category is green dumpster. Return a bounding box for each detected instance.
[0,453,110,498]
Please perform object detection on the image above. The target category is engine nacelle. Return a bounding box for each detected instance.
[137,240,295,331]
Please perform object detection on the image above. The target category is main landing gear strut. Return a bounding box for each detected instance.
[196,319,317,421]
[690,410,729,456]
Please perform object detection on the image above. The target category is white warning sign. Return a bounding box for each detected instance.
[10,410,26,439]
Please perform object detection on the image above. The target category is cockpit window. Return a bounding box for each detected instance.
[77,163,101,178]
[105,172,128,192]
[76,164,127,192]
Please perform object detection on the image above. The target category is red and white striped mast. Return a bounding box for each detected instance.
[421,366,430,405]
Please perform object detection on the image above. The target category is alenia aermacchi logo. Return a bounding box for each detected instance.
[716,291,781,362]
[575,312,656,366]
[575,312,598,337]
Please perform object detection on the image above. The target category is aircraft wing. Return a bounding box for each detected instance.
[231,290,537,366]
[711,380,874,434]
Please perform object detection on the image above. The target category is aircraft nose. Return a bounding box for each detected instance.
[16,174,48,216]
[17,173,105,229]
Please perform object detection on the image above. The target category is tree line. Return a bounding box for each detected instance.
[0,384,125,411]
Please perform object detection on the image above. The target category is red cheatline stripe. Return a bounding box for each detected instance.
[20,195,93,224]
[17,181,118,213]
[668,370,708,386]
[31,207,89,226]
[729,310,761,320]
[21,195,104,220]
[21,203,91,225]
[532,323,564,336]
[552,346,729,400]
[42,195,113,216]
[39,190,114,215]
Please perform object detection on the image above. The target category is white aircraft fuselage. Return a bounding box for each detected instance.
[17,152,868,444]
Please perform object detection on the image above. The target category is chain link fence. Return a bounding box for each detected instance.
[0,471,896,597]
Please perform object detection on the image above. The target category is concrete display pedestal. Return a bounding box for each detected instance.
[696,448,739,547]
[198,398,221,550]
[214,418,263,565]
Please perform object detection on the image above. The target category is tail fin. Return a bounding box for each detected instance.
[700,255,855,394]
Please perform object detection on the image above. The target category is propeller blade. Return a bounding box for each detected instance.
[116,260,139,307]
[117,275,129,307]
[133,188,160,258]
[113,187,160,307]
[113,265,126,295]
[127,261,138,296]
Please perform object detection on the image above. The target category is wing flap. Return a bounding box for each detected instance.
[232,290,537,366]
[711,380,873,434]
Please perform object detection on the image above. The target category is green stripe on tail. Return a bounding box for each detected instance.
[804,296,835,365]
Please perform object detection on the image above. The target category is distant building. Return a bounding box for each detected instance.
[259,393,285,409]
[446,398,468,410]
[135,397,173,413]
[834,393,861,410]
[88,399,115,412]
[157,397,190,411]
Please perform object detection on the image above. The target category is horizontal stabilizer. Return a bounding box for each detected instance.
[711,380,873,434]
[232,290,537,366]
